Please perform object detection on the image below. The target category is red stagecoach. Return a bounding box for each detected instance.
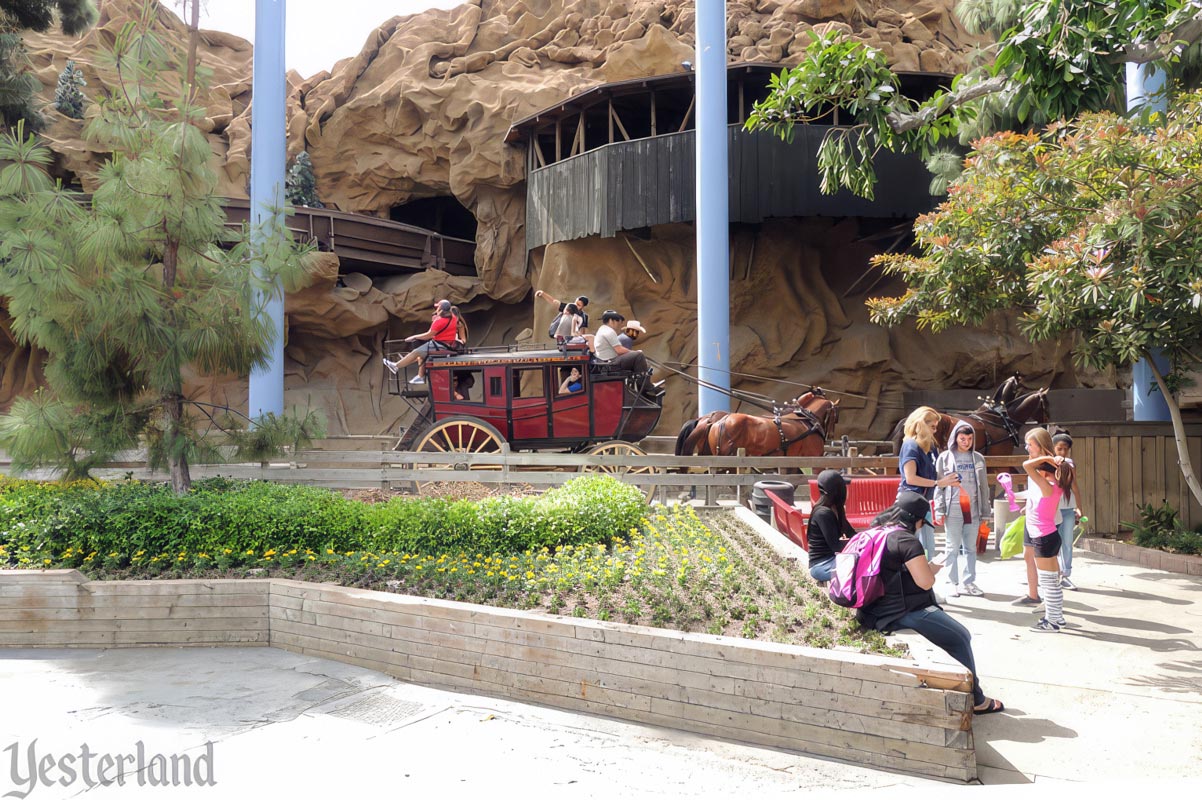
[384,340,664,460]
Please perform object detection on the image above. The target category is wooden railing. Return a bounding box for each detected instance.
[6,449,1027,507]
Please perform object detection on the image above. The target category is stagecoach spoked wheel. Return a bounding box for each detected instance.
[581,441,659,502]
[414,416,505,475]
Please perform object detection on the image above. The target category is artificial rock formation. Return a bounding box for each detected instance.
[7,0,1113,444]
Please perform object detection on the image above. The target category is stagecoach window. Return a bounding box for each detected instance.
[451,368,481,402]
[490,376,502,397]
[512,367,545,399]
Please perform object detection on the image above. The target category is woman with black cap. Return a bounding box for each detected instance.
[859,491,1004,715]
[806,469,854,582]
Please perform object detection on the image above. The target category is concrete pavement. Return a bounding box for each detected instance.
[1,544,1199,797]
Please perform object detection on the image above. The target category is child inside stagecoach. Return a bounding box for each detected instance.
[382,299,459,384]
[558,366,584,395]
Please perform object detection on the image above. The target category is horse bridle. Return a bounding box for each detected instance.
[970,390,1047,449]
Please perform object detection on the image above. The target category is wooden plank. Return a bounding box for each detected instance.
[1142,435,1160,513]
[1129,435,1144,526]
[1188,434,1202,527]
[1094,437,1113,533]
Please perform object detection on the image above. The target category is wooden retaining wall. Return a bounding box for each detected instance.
[1,570,975,781]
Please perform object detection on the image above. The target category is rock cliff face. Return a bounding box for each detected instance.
[6,0,1115,444]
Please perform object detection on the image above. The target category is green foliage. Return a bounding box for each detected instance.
[0,475,644,565]
[867,93,1202,391]
[285,151,323,208]
[1125,500,1202,554]
[747,1,1202,197]
[0,2,314,492]
[52,58,85,118]
[0,1,97,130]
[223,405,328,464]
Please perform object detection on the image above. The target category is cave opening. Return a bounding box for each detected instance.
[390,196,478,241]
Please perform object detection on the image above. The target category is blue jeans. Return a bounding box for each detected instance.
[942,516,977,587]
[894,606,986,707]
[917,516,935,560]
[809,556,835,582]
[1057,512,1076,577]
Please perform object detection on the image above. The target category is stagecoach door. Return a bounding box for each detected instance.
[550,363,590,440]
[509,365,549,441]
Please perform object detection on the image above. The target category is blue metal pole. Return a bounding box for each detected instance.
[1126,62,1171,422]
[695,1,730,415]
[248,0,287,419]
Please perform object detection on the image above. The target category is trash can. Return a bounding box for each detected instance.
[751,480,795,523]
[993,498,1012,553]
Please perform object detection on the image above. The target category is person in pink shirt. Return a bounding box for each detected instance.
[1022,427,1076,632]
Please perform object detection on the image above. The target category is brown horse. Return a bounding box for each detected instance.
[891,387,1050,457]
[675,390,826,456]
[707,391,839,458]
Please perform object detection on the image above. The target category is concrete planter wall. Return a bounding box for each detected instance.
[1,570,976,781]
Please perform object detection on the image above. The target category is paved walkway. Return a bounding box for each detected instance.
[1,543,1200,797]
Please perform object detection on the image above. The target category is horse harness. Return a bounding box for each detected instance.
[770,406,827,454]
[965,397,1036,450]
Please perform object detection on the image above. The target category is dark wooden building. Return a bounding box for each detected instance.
[506,64,948,250]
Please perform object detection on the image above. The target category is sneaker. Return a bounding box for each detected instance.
[962,583,985,597]
[382,357,398,375]
[947,586,961,598]
[408,375,425,384]
[1060,577,1077,590]
[1012,595,1041,607]
[1031,617,1061,633]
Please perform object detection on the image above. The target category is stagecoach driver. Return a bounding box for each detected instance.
[618,319,646,349]
[592,310,649,374]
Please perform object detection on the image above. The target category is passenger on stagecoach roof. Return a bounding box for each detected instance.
[535,289,590,331]
[592,310,648,375]
[618,320,646,349]
[382,299,459,385]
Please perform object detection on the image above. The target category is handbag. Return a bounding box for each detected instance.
[1000,516,1025,560]
[976,519,990,555]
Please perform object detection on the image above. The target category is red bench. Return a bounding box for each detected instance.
[766,476,905,552]
[809,476,902,530]
[767,491,809,551]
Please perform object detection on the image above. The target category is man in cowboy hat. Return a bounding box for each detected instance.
[618,319,646,349]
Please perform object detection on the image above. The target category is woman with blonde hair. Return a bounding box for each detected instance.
[1021,427,1076,631]
[898,406,961,557]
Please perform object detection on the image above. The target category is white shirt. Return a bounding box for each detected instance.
[594,325,621,360]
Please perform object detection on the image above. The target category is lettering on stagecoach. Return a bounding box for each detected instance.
[435,356,588,368]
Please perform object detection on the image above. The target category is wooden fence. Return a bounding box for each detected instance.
[1068,423,1202,534]
[9,449,1025,507]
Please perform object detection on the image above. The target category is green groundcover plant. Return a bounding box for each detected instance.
[0,474,898,655]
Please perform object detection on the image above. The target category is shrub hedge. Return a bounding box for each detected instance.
[0,475,645,562]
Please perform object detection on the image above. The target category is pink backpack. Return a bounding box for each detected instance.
[827,525,899,608]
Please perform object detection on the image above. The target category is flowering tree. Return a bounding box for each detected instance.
[867,92,1202,506]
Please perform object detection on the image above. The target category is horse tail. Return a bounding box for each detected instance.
[675,418,700,456]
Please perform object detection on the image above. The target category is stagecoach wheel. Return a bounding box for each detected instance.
[581,441,659,502]
[412,417,505,491]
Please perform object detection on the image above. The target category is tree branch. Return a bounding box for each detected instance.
[885,76,1011,134]
[1118,11,1202,64]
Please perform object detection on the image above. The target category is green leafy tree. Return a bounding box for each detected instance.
[1,0,97,130]
[0,1,314,492]
[747,0,1202,197]
[52,57,84,118]
[866,93,1202,507]
[285,151,323,208]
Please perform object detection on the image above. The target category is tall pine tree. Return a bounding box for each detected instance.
[0,1,314,491]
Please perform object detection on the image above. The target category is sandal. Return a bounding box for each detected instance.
[973,698,1005,715]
